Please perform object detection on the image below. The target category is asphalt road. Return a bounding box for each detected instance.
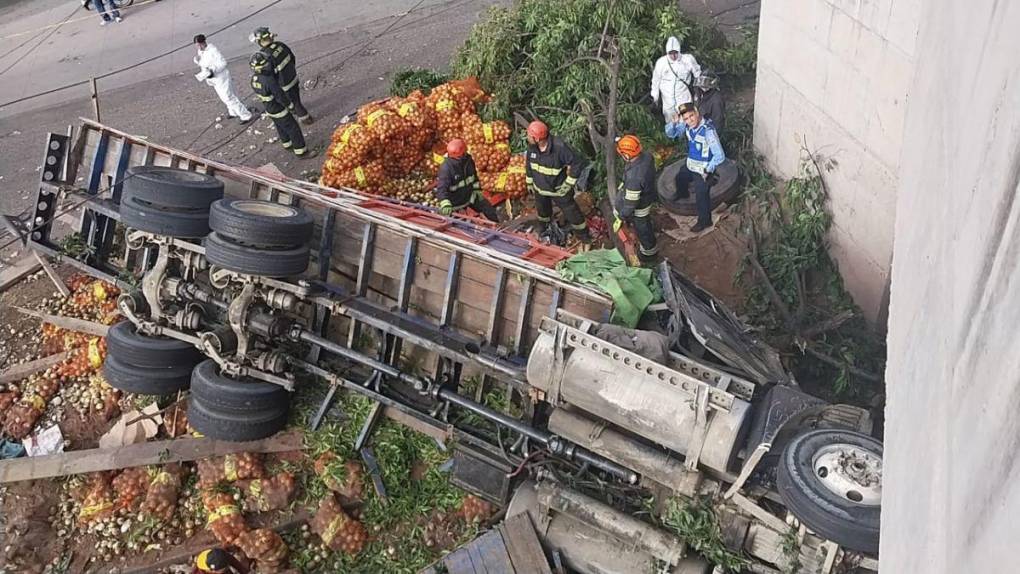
[0,0,505,263]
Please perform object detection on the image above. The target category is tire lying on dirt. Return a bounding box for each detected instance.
[123,166,224,210]
[190,359,289,414]
[106,321,203,368]
[777,429,883,554]
[119,196,213,238]
[204,232,309,277]
[187,396,289,442]
[102,355,194,395]
[655,158,740,217]
[209,199,314,248]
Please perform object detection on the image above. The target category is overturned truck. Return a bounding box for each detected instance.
[23,120,882,573]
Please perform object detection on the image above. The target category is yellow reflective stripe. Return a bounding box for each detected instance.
[450,175,477,190]
[634,206,654,217]
[268,108,289,118]
[529,162,563,177]
[274,54,293,73]
[570,221,588,230]
[624,189,642,200]
[525,176,533,184]
[281,140,293,148]
[257,95,274,102]
[282,76,299,91]
[640,244,659,256]
[564,176,578,186]
[536,188,567,197]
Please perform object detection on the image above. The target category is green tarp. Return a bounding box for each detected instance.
[557,249,662,328]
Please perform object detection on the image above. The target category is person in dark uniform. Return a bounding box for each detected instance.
[524,120,591,246]
[694,70,726,135]
[250,52,316,159]
[614,135,659,263]
[251,27,313,124]
[193,548,248,574]
[434,139,500,221]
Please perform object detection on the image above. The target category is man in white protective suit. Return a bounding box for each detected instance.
[649,36,701,123]
[193,34,252,124]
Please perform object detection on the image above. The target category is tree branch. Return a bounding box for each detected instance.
[800,310,855,340]
[747,218,794,327]
[596,0,614,59]
[553,56,610,75]
[802,344,882,383]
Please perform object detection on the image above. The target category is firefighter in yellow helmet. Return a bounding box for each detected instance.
[250,26,313,124]
[194,548,248,573]
[615,135,659,263]
[250,52,316,159]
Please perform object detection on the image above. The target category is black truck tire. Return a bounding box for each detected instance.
[209,199,313,248]
[656,158,741,217]
[204,232,309,277]
[123,166,224,210]
[186,397,288,441]
[119,196,211,238]
[190,359,289,414]
[102,355,193,395]
[777,429,883,554]
[106,321,203,368]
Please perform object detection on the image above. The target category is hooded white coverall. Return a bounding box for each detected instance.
[194,43,251,121]
[650,36,701,122]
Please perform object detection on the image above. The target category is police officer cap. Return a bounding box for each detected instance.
[677,102,698,116]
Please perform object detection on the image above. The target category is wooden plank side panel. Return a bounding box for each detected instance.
[499,513,553,574]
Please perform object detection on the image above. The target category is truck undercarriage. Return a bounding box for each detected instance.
[16,120,883,573]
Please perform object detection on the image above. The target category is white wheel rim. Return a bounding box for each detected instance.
[811,443,882,506]
[232,200,298,218]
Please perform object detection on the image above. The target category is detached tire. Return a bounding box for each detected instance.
[120,196,211,238]
[209,199,313,248]
[656,159,740,217]
[123,166,224,210]
[190,359,289,414]
[204,232,309,277]
[102,355,193,395]
[187,397,288,441]
[106,321,202,368]
[777,429,883,553]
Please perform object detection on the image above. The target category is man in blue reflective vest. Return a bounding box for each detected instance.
[665,102,726,232]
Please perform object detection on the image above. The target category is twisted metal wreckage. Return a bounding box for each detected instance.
[15,120,883,573]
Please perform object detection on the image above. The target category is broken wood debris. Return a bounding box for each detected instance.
[0,430,303,483]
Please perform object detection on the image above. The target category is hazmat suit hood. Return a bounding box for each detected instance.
[665,36,681,54]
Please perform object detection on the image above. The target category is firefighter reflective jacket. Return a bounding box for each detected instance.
[251,72,291,119]
[435,155,482,208]
[618,150,657,219]
[525,136,585,196]
[261,41,298,91]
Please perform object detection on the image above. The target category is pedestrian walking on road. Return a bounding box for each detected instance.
[193,35,252,125]
[664,102,726,232]
[650,36,700,123]
[82,0,123,25]
[614,135,659,263]
[250,27,313,124]
[250,52,315,159]
[525,120,591,247]
[434,139,500,221]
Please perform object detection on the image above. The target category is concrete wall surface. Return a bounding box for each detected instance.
[753,0,919,322]
[881,2,1020,571]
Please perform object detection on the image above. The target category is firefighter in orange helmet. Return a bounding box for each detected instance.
[615,135,659,262]
[525,120,591,246]
[434,139,500,221]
